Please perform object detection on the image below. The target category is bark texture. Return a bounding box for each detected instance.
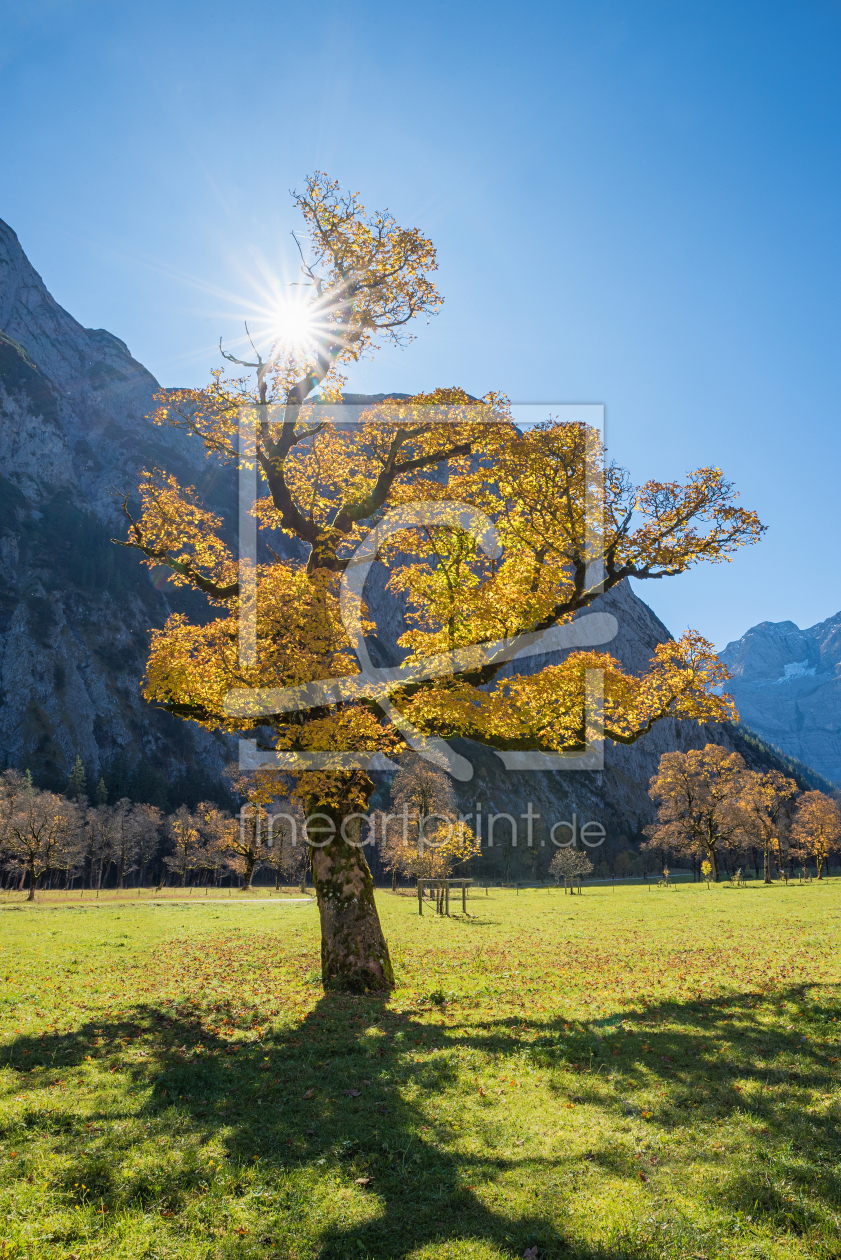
[307,804,394,992]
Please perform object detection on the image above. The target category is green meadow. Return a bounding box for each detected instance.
[0,881,840,1259]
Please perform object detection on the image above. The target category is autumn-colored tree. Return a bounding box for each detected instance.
[736,770,799,883]
[263,801,308,890]
[0,771,79,900]
[110,798,137,889]
[117,173,763,990]
[129,804,163,888]
[221,769,277,889]
[790,791,841,879]
[84,802,123,891]
[187,800,236,887]
[644,745,749,881]
[373,755,478,887]
[164,806,203,885]
[549,847,593,884]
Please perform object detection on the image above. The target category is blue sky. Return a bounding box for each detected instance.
[2,0,840,649]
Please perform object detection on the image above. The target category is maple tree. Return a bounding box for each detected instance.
[735,769,799,883]
[790,790,841,878]
[164,806,203,886]
[644,745,750,881]
[118,173,764,991]
[373,756,479,889]
[0,770,78,900]
[549,847,593,887]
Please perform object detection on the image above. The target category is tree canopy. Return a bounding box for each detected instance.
[116,173,765,990]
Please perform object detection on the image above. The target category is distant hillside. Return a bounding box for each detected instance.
[729,723,838,793]
[1,216,833,839]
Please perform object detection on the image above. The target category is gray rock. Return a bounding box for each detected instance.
[0,215,816,835]
[720,614,841,784]
[0,219,232,802]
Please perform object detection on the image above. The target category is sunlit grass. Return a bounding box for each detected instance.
[0,881,840,1257]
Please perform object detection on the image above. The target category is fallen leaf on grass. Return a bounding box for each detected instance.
[354,1177,372,1186]
[303,1089,316,1100]
[523,1248,539,1259]
[377,1104,389,1114]
[638,1171,649,1182]
[345,1088,361,1098]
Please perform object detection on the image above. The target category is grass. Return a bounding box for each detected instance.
[0,880,840,1259]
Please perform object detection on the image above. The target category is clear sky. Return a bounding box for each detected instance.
[2,0,840,650]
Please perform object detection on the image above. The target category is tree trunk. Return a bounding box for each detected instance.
[243,855,256,890]
[764,842,772,883]
[307,801,394,992]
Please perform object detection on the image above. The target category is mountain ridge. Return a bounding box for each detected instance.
[720,610,841,784]
[0,217,828,849]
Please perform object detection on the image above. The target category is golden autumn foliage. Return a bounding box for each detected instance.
[735,769,799,883]
[790,790,841,878]
[645,745,841,884]
[125,388,760,764]
[644,745,751,881]
[373,756,480,883]
[115,172,766,988]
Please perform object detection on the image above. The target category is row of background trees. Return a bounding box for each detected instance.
[4,742,839,899]
[644,744,841,881]
[0,758,306,900]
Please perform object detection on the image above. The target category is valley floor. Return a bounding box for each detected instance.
[0,883,840,1259]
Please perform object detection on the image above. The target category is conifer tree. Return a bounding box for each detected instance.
[66,756,88,802]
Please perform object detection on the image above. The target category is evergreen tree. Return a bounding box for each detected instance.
[95,777,108,807]
[66,756,87,802]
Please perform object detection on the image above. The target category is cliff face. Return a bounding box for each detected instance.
[0,216,814,836]
[720,614,841,784]
[0,219,232,806]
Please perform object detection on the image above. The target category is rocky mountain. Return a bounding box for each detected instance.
[720,614,841,785]
[0,216,822,850]
[0,218,234,808]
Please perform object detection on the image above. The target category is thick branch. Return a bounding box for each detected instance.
[112,497,239,600]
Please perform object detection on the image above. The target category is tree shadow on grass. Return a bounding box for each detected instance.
[2,982,841,1257]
